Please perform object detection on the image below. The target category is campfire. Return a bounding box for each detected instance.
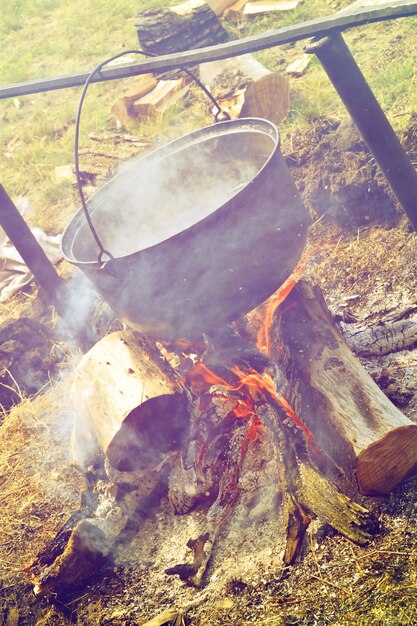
[24,267,417,610]
[17,7,417,618]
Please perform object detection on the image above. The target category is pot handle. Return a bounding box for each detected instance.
[75,49,230,266]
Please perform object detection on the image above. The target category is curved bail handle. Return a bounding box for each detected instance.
[74,49,230,266]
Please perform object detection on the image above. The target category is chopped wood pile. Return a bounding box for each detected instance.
[111,0,296,125]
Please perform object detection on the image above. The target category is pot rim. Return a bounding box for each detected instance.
[61,117,280,269]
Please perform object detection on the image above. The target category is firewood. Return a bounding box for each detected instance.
[131,78,190,118]
[266,280,417,496]
[111,74,157,125]
[165,531,214,586]
[343,316,417,357]
[286,53,312,77]
[199,54,290,123]
[206,0,238,16]
[243,0,300,16]
[223,0,247,19]
[71,330,189,472]
[257,402,377,564]
[135,2,228,59]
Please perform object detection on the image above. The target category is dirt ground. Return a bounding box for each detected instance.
[1,114,417,625]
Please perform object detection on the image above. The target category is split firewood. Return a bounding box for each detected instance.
[131,77,191,118]
[286,53,312,77]
[225,0,299,19]
[206,0,238,16]
[223,0,247,19]
[200,54,290,123]
[111,74,157,126]
[71,330,189,472]
[265,280,417,496]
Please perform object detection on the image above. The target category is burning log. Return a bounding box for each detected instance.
[71,330,189,472]
[256,403,378,563]
[263,280,417,496]
[30,279,417,600]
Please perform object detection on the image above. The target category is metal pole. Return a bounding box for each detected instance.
[306,31,417,231]
[1,1,417,100]
[0,184,66,311]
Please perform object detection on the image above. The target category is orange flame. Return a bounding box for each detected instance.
[231,367,314,440]
[187,361,313,441]
[256,277,297,356]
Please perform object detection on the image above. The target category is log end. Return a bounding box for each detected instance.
[357,425,417,496]
[239,73,290,125]
[106,393,189,472]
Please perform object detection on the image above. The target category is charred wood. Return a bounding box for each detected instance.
[257,403,377,565]
[343,316,417,357]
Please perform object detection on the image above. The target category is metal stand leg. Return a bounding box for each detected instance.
[0,184,66,312]
[306,32,417,232]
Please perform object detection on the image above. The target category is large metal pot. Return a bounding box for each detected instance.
[61,117,308,340]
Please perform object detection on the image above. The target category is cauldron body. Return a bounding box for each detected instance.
[61,118,308,340]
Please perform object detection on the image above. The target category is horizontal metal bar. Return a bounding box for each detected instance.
[1,0,417,99]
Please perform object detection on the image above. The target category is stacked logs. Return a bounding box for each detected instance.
[26,280,417,598]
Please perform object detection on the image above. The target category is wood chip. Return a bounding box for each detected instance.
[206,0,239,16]
[285,54,312,77]
[172,0,205,15]
[131,78,189,118]
[244,0,299,15]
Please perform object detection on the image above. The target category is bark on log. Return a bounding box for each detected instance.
[199,53,290,123]
[268,280,417,496]
[257,402,377,565]
[135,2,229,61]
[71,330,189,472]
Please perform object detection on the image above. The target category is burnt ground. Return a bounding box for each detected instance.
[1,117,417,625]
